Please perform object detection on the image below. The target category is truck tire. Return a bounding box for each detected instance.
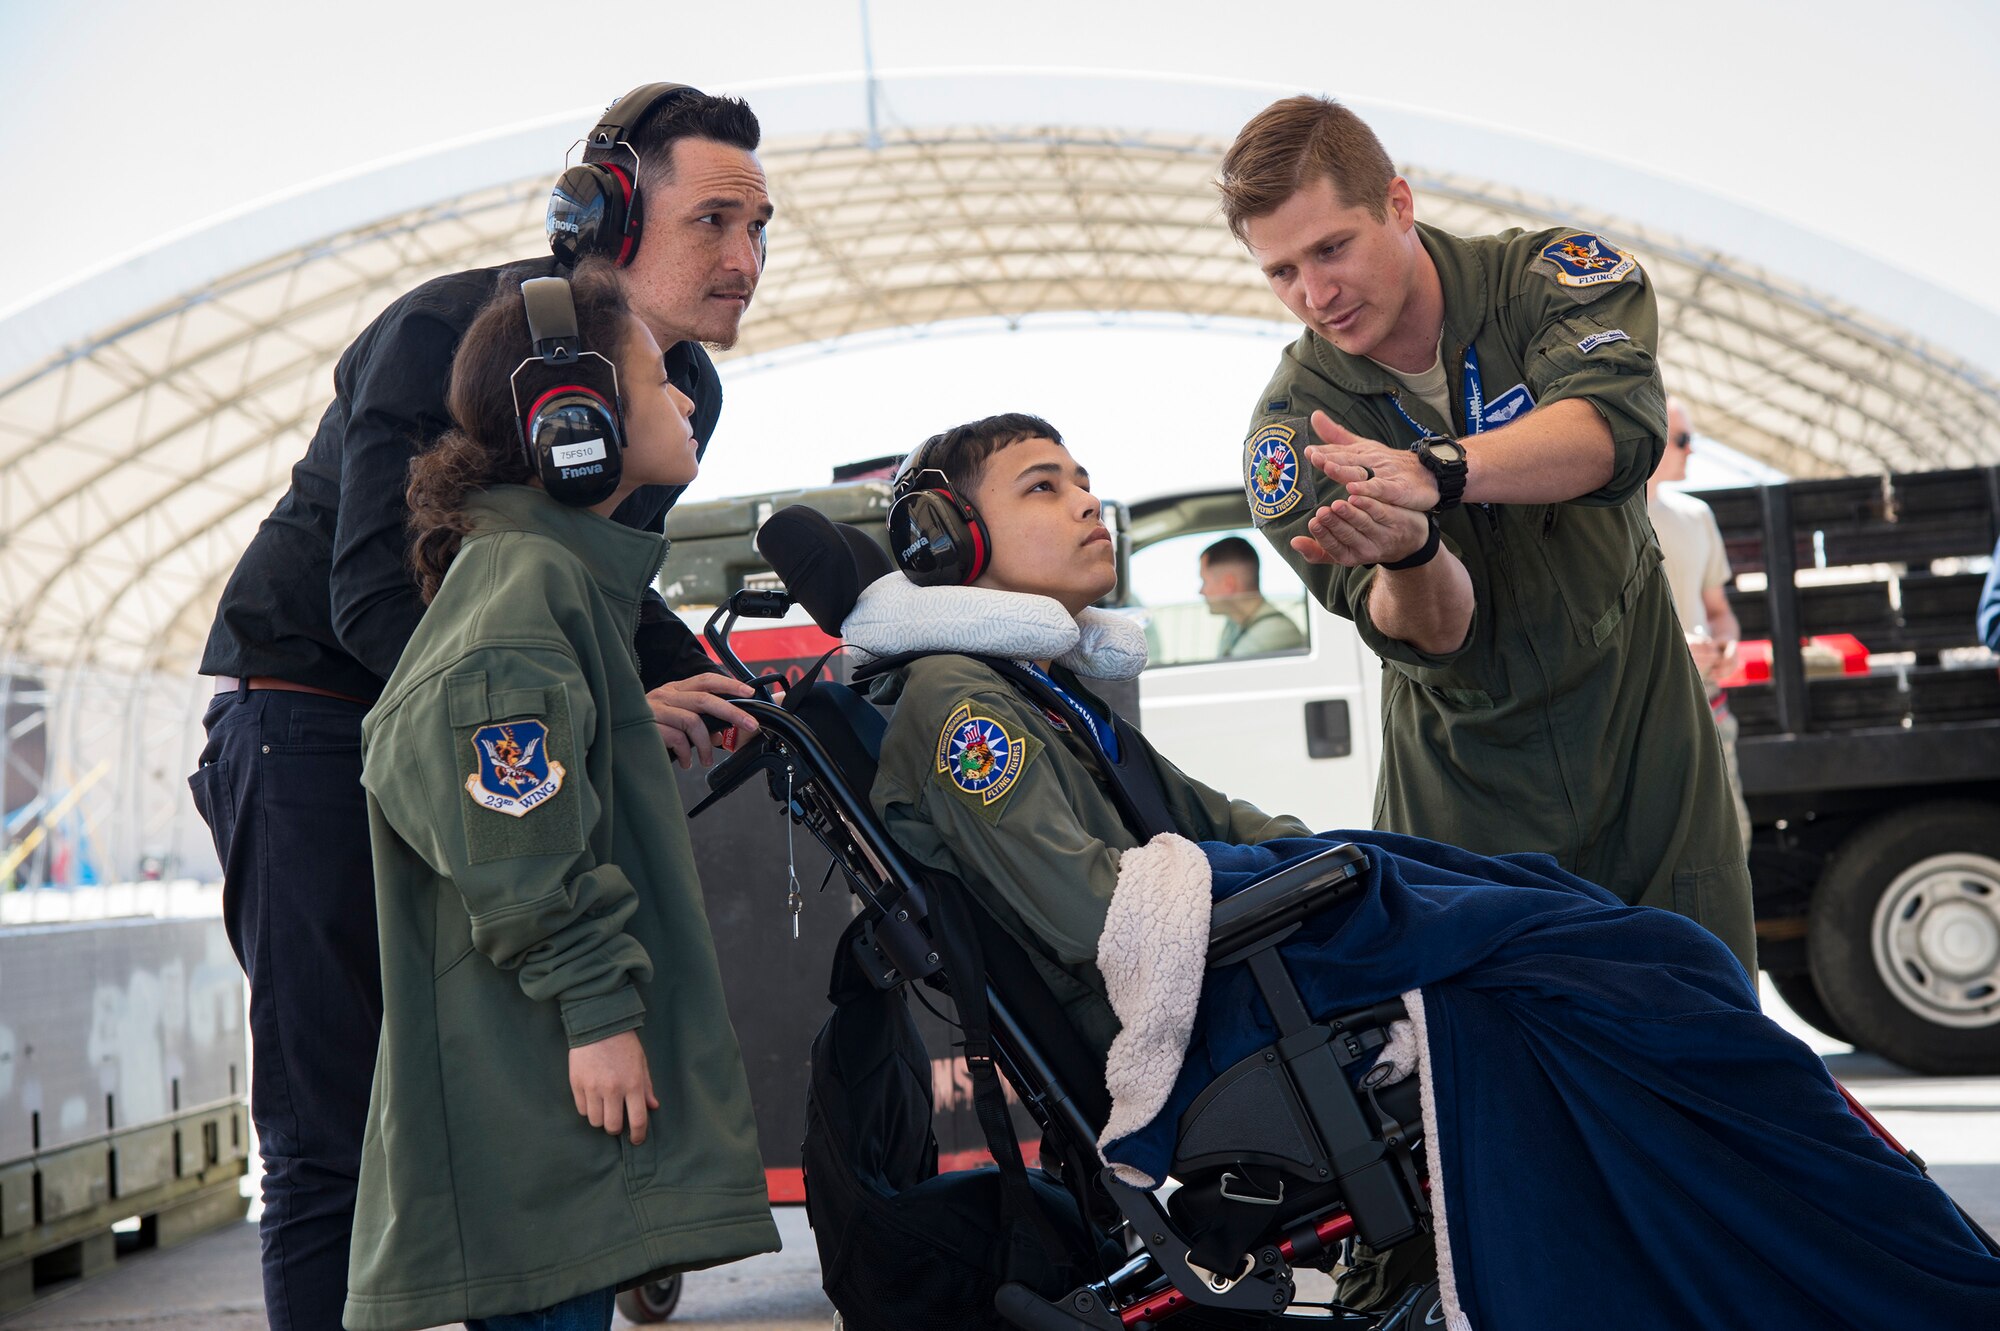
[1766,967,1853,1045]
[1807,801,2000,1076]
[616,1273,683,1323]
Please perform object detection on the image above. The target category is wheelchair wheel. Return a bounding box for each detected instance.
[616,1273,683,1323]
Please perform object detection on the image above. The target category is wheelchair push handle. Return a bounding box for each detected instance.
[703,588,793,694]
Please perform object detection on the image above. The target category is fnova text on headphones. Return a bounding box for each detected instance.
[511,276,624,508]
[545,83,697,268]
[888,434,991,587]
[545,82,769,271]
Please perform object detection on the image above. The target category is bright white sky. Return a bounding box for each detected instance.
[1,0,1990,497]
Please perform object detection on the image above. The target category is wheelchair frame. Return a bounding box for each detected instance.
[696,590,1438,1328]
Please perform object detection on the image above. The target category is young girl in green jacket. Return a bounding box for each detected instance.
[345,262,776,1331]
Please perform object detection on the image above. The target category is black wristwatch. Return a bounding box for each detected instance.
[1412,436,1468,511]
[1379,514,1441,571]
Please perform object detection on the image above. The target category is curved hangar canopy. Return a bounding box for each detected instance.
[1,73,1996,679]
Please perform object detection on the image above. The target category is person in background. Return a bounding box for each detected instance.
[1199,536,1307,657]
[1646,395,1750,850]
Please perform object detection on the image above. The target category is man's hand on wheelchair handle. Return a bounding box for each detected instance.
[648,671,760,769]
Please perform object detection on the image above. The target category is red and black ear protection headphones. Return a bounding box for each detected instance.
[511,276,624,507]
[546,82,769,272]
[547,83,695,269]
[887,432,991,587]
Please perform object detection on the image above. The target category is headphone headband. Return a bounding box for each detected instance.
[520,276,582,364]
[582,82,701,166]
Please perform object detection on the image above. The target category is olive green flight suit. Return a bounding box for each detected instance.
[870,653,1310,1058]
[1242,223,1755,974]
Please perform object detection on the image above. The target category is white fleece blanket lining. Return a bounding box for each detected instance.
[1405,987,1472,1331]
[1093,832,1212,1184]
[841,576,1149,680]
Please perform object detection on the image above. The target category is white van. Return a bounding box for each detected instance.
[1119,488,1382,833]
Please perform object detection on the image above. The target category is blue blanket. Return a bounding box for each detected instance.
[1103,832,2000,1329]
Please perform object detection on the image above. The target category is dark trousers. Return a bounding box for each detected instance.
[188,687,382,1331]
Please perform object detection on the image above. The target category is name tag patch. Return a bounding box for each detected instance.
[1538,232,1637,289]
[466,719,566,817]
[1484,383,1536,426]
[1576,329,1631,354]
[1245,421,1309,522]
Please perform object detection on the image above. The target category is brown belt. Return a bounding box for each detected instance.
[213,675,372,706]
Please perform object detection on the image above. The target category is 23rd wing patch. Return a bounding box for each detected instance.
[1536,232,1637,289]
[936,702,1029,809]
[465,719,566,818]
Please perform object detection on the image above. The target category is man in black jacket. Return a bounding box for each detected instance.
[188,86,771,1331]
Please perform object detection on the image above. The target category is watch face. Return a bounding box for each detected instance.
[1430,440,1466,465]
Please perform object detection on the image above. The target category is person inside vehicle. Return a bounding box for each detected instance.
[345,263,776,1331]
[1198,535,1307,658]
[840,412,2000,1330]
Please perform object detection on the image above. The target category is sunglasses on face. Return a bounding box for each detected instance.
[1671,431,1693,448]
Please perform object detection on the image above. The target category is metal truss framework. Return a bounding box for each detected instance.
[0,122,1996,881]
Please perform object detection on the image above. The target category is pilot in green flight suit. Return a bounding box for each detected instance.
[1219,94,1754,977]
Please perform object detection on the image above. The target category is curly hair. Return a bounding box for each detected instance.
[406,259,634,603]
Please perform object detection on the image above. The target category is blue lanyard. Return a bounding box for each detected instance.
[1387,343,1485,440]
[1023,663,1120,763]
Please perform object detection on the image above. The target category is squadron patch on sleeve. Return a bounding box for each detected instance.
[1536,232,1637,289]
[465,719,566,818]
[1245,421,1310,523]
[1576,329,1631,353]
[936,702,1028,808]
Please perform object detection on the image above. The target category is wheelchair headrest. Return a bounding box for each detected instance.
[755,505,897,637]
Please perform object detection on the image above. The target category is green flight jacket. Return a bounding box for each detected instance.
[1242,223,1755,974]
[348,486,776,1331]
[870,654,1309,1058]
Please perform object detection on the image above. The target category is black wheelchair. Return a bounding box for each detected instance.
[694,505,1440,1329]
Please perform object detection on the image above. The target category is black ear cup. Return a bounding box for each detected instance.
[888,487,989,587]
[548,83,698,268]
[547,163,639,268]
[523,386,623,507]
[513,276,625,507]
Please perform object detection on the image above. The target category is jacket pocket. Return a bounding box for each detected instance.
[621,1130,660,1190]
[450,676,586,866]
[1671,863,1735,928]
[1535,508,1660,647]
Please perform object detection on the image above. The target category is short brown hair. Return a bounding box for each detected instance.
[1217,95,1397,239]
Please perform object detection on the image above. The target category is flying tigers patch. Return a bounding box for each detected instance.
[1536,232,1637,289]
[936,703,1029,808]
[466,719,566,817]
[1245,421,1311,523]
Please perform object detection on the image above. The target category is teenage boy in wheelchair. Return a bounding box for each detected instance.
[720,415,1999,1329]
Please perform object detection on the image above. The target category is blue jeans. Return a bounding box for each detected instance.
[467,1286,615,1331]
